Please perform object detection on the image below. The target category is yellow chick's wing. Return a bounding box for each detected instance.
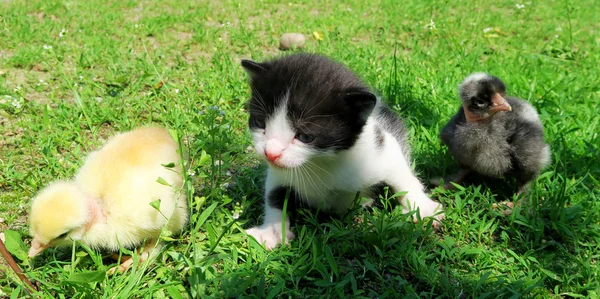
[74,126,189,251]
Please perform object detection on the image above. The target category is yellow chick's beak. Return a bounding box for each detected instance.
[28,237,49,258]
[489,93,512,113]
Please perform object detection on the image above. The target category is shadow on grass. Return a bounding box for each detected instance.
[220,165,555,297]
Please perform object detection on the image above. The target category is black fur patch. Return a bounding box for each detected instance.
[267,186,303,211]
[365,181,395,200]
[267,186,342,224]
[242,53,376,152]
[363,181,403,211]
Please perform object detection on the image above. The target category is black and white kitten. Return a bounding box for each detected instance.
[242,53,443,249]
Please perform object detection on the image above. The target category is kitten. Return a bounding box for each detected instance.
[242,53,443,249]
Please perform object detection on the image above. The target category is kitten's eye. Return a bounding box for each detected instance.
[250,117,266,129]
[295,133,315,143]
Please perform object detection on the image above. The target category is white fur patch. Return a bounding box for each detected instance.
[253,94,316,169]
[246,205,294,249]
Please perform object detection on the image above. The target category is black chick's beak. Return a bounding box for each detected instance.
[489,93,512,113]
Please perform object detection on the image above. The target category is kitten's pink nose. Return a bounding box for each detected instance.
[265,150,282,162]
[265,139,284,164]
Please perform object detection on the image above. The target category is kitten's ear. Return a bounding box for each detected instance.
[344,90,377,121]
[241,59,269,77]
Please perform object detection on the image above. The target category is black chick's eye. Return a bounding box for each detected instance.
[295,132,315,143]
[250,117,265,129]
[473,98,487,107]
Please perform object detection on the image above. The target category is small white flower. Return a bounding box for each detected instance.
[95,97,103,103]
[11,99,22,109]
[59,28,68,38]
[424,19,436,30]
[174,89,179,94]
[134,24,139,28]
[232,211,240,220]
[187,169,196,177]
[515,3,525,10]
[43,44,52,50]
[79,76,83,80]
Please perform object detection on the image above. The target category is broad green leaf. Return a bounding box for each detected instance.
[67,270,106,283]
[198,150,211,166]
[4,230,28,261]
[10,285,21,299]
[161,162,176,168]
[166,286,184,299]
[266,280,285,299]
[324,246,338,276]
[540,268,563,282]
[168,129,179,144]
[150,199,161,211]
[195,202,218,228]
[156,177,171,187]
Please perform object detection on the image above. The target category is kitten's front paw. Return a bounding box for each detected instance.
[405,196,445,227]
[416,201,445,227]
[246,226,295,250]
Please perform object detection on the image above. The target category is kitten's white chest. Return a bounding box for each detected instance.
[267,162,358,213]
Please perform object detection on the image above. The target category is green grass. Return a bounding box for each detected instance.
[1,0,599,297]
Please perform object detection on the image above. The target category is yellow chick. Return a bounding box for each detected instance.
[28,126,188,273]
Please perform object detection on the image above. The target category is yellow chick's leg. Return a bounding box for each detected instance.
[107,240,162,274]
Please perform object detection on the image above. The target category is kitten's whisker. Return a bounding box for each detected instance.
[303,163,332,195]
[295,166,312,207]
[299,164,322,198]
[299,122,329,131]
[306,161,335,178]
[296,166,309,204]
[303,112,343,121]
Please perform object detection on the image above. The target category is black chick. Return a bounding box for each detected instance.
[435,73,551,194]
